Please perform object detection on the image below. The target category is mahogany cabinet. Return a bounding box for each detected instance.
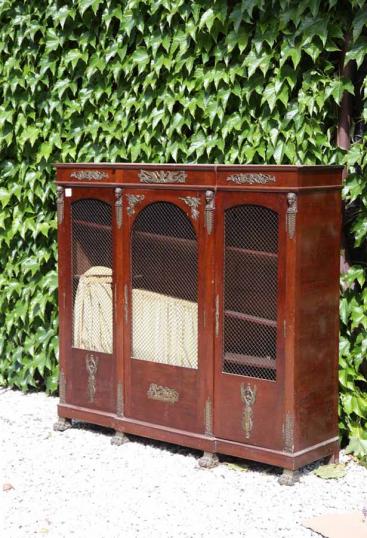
[54,164,343,484]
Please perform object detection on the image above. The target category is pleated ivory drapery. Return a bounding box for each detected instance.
[73,266,113,354]
[132,288,198,369]
[73,267,198,368]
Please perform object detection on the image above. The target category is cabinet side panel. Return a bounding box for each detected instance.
[294,190,341,450]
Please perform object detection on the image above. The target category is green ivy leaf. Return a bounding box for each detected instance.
[79,0,103,15]
[345,436,367,458]
[0,188,11,208]
[313,464,347,480]
[200,8,215,31]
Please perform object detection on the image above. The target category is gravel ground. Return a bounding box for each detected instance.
[1,389,367,538]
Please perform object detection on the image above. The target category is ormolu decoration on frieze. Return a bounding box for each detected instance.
[240,383,257,439]
[226,173,276,185]
[115,187,123,229]
[205,190,215,235]
[139,170,187,184]
[86,353,99,403]
[70,170,108,181]
[179,196,200,220]
[126,194,145,216]
[286,192,297,239]
[147,383,179,404]
[56,186,64,225]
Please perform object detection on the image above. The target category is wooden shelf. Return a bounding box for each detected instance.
[139,234,276,255]
[135,230,196,247]
[225,310,277,328]
[74,219,110,231]
[224,352,276,370]
[226,245,277,258]
[73,273,112,278]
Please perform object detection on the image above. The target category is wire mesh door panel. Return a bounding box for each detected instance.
[67,193,115,412]
[125,194,205,433]
[223,204,278,380]
[72,199,113,354]
[214,194,286,449]
[131,202,198,369]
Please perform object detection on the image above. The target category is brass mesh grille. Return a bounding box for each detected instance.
[223,205,278,380]
[131,202,198,369]
[71,199,113,353]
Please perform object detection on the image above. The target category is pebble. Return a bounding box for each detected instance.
[1,389,367,538]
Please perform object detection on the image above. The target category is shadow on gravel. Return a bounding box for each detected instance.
[68,419,323,479]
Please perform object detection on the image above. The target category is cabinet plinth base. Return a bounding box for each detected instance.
[57,403,339,472]
[278,468,299,486]
[53,417,72,432]
[111,431,129,446]
[198,451,219,469]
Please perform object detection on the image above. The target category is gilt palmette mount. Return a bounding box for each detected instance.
[227,173,276,185]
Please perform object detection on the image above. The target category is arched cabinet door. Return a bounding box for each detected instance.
[59,187,116,413]
[122,189,211,434]
[213,191,287,450]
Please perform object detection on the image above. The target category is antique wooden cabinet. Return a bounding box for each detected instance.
[54,164,343,484]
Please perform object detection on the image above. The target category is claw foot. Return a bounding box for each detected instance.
[111,431,129,446]
[278,468,299,486]
[53,417,72,432]
[198,452,219,469]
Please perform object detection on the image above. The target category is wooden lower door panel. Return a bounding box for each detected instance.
[214,376,283,450]
[128,361,200,432]
[213,191,287,452]
[122,189,211,436]
[66,348,115,413]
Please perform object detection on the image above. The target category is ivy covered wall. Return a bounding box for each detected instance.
[0,0,366,450]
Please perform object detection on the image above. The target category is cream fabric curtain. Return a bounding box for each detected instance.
[73,266,113,354]
[74,267,198,368]
[132,289,198,369]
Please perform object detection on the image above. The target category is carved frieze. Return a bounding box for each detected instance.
[139,170,187,184]
[227,173,276,185]
[70,170,108,181]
